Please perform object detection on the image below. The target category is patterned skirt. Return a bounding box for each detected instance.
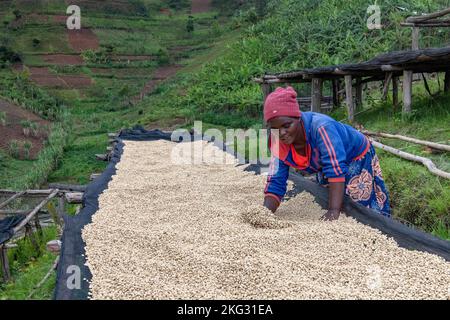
[317,144,391,217]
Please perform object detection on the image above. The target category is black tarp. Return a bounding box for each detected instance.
[0,214,26,245]
[54,128,450,300]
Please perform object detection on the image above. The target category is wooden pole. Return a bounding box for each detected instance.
[311,78,323,112]
[0,245,10,282]
[355,77,363,110]
[412,27,420,50]
[13,189,59,234]
[362,130,450,152]
[392,76,399,108]
[344,75,354,122]
[403,70,413,114]
[445,71,450,92]
[332,79,339,107]
[0,191,25,210]
[370,139,450,179]
[261,83,271,102]
[382,72,393,101]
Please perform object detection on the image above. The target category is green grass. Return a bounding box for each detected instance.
[0,226,58,300]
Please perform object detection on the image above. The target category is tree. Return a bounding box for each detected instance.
[186,15,194,33]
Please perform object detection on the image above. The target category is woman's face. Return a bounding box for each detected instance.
[267,116,301,145]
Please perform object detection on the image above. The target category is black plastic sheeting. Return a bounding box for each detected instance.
[54,128,450,300]
[0,214,26,245]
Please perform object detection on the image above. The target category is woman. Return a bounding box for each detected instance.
[263,86,390,220]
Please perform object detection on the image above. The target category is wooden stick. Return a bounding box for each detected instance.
[65,192,83,204]
[48,183,86,192]
[406,8,450,23]
[411,27,420,50]
[27,255,60,300]
[0,245,11,282]
[370,139,450,179]
[344,75,354,122]
[0,191,25,210]
[362,131,450,152]
[13,189,59,234]
[382,72,393,101]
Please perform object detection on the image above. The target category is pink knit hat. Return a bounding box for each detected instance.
[264,86,301,122]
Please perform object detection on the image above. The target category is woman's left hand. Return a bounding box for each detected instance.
[321,209,341,221]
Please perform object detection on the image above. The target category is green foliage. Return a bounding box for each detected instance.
[12,113,71,189]
[23,140,32,159]
[81,49,112,65]
[0,226,58,300]
[0,46,21,68]
[20,119,32,136]
[186,15,194,33]
[31,38,40,48]
[0,75,63,120]
[8,140,20,159]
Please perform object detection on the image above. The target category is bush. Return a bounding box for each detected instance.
[23,141,32,159]
[32,38,41,48]
[20,120,32,136]
[8,140,20,159]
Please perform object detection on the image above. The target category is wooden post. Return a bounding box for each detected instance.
[332,79,340,107]
[403,70,413,114]
[355,78,363,111]
[261,83,271,102]
[392,76,399,109]
[445,71,450,92]
[412,27,419,50]
[0,245,10,282]
[311,78,323,112]
[344,75,354,122]
[382,72,393,101]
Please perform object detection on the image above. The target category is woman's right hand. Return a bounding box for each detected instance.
[263,196,280,213]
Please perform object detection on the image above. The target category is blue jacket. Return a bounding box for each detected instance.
[264,112,370,203]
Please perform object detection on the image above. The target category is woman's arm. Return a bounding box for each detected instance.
[321,181,345,221]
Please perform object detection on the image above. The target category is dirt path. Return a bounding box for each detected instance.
[67,28,100,52]
[191,0,211,14]
[0,99,50,159]
[132,64,182,102]
[41,54,85,65]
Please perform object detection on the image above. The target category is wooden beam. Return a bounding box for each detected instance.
[311,78,323,112]
[108,133,118,139]
[13,189,59,234]
[65,192,83,204]
[382,72,393,101]
[362,130,450,152]
[355,78,363,110]
[403,70,413,114]
[412,27,420,50]
[48,184,86,192]
[90,173,101,181]
[0,245,11,282]
[95,154,109,161]
[344,75,354,122]
[401,22,450,27]
[0,191,25,210]
[370,139,450,179]
[406,8,450,23]
[332,79,340,107]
